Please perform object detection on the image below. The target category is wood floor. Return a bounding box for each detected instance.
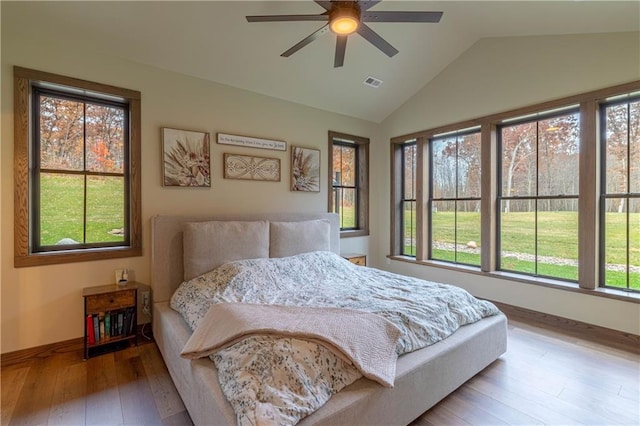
[2,319,638,426]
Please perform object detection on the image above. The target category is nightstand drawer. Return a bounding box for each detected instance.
[348,256,366,266]
[86,289,135,312]
[342,253,367,266]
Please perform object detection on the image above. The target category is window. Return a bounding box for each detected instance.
[328,131,369,236]
[391,81,640,295]
[498,109,580,281]
[332,142,358,229]
[430,129,481,266]
[14,67,141,266]
[402,141,417,256]
[600,94,640,291]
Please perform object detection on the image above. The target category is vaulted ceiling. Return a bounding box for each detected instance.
[3,1,638,122]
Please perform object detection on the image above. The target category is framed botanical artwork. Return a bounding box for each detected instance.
[162,127,211,187]
[291,146,320,192]
[223,153,281,182]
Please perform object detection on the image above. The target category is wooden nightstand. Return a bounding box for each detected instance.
[342,253,367,266]
[83,282,138,359]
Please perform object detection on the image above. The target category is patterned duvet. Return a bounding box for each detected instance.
[170,251,500,425]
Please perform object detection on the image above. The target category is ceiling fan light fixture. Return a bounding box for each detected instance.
[330,8,360,35]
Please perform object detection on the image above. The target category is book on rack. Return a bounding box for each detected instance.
[86,314,95,345]
[93,315,100,344]
[118,312,124,336]
[129,307,136,335]
[105,314,111,339]
[123,308,131,337]
[99,313,105,342]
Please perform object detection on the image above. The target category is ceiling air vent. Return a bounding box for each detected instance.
[363,75,383,88]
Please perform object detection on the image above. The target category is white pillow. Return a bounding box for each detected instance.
[269,220,330,258]
[183,220,269,281]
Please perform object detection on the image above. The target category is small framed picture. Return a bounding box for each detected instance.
[162,127,211,187]
[223,153,281,182]
[291,146,320,192]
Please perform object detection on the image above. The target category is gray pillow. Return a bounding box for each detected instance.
[183,220,269,281]
[269,220,330,258]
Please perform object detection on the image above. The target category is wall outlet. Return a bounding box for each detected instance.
[142,291,151,310]
[140,290,151,318]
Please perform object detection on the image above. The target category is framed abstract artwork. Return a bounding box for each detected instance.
[162,127,211,187]
[223,153,281,182]
[291,146,320,192]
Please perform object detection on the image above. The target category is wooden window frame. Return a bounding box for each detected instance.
[328,131,369,238]
[390,80,640,295]
[14,66,142,267]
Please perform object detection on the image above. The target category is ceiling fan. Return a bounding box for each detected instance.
[246,1,443,68]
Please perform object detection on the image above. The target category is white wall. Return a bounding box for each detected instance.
[375,32,640,335]
[1,27,375,353]
[2,18,639,353]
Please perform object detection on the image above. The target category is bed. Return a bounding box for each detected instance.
[151,212,507,425]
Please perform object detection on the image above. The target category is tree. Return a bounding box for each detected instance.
[501,122,535,213]
[431,133,481,212]
[39,96,84,170]
[604,101,639,213]
[39,96,125,173]
[500,112,579,213]
[86,103,125,173]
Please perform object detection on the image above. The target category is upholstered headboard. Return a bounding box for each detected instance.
[151,212,340,303]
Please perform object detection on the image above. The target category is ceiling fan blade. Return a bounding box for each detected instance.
[314,1,333,11]
[247,14,329,23]
[281,25,331,57]
[358,1,382,11]
[357,23,398,57]
[334,35,347,68]
[362,11,443,23]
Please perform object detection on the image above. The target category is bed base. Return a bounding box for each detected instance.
[150,213,508,425]
[154,302,507,425]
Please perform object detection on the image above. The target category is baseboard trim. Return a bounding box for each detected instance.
[493,301,640,354]
[2,306,638,366]
[1,337,83,367]
[1,324,153,367]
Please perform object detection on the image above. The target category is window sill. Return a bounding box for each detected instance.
[340,229,369,238]
[387,255,640,304]
[15,246,142,268]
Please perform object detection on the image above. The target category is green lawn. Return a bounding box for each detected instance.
[431,249,480,266]
[337,204,357,229]
[40,173,124,246]
[404,210,639,289]
[41,176,637,289]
